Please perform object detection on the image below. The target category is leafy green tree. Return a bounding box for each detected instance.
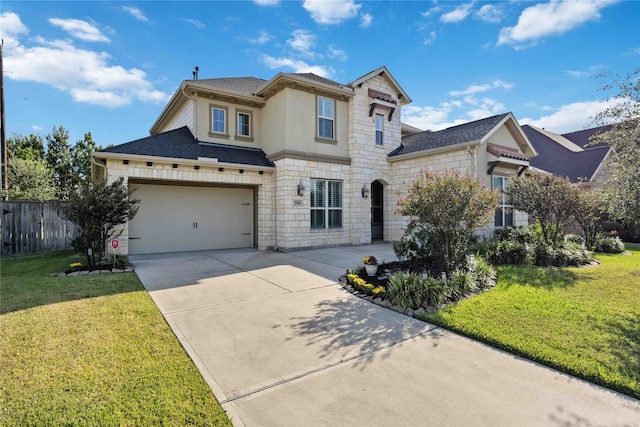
[7,133,45,161]
[63,178,139,266]
[505,174,580,246]
[396,170,499,273]
[45,126,73,200]
[71,132,100,189]
[591,68,640,223]
[575,189,609,249]
[3,157,57,200]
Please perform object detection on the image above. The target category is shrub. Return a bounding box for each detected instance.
[111,254,128,270]
[446,270,476,301]
[595,235,625,253]
[468,256,497,290]
[387,271,446,309]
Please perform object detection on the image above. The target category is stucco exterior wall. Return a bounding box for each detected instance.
[192,95,262,148]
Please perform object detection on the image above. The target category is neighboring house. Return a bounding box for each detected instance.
[521,125,613,187]
[93,66,536,255]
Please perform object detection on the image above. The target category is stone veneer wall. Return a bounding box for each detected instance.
[104,159,276,255]
[348,74,402,244]
[273,158,354,251]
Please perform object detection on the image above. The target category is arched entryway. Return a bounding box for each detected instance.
[371,180,384,241]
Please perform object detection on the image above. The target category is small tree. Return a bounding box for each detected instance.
[396,170,499,273]
[63,178,139,266]
[575,189,609,248]
[505,174,579,246]
[3,157,57,201]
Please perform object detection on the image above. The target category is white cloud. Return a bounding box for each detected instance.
[287,29,316,55]
[422,6,442,18]
[403,104,465,131]
[327,45,348,61]
[498,0,618,47]
[360,13,373,28]
[440,2,474,23]
[423,31,436,45]
[260,54,334,78]
[49,18,110,42]
[520,99,618,133]
[4,19,168,108]
[121,6,149,22]
[183,18,205,28]
[0,12,29,49]
[475,4,503,24]
[449,80,513,97]
[249,30,274,44]
[302,0,361,25]
[254,0,279,5]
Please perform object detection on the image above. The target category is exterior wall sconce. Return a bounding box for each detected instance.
[297,180,305,196]
[361,184,370,199]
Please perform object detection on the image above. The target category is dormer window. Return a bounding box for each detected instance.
[317,96,335,140]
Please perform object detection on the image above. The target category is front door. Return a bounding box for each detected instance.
[371,180,383,241]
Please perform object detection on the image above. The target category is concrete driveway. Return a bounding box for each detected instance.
[131,245,640,427]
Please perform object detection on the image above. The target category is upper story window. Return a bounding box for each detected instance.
[317,96,335,140]
[236,110,252,139]
[493,175,513,227]
[210,104,228,137]
[310,179,342,229]
[375,114,384,145]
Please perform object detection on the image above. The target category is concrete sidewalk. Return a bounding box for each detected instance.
[131,245,640,427]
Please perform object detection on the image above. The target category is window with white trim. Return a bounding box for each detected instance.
[310,179,342,229]
[237,111,251,137]
[493,175,513,227]
[211,105,227,134]
[317,96,334,140]
[375,113,384,145]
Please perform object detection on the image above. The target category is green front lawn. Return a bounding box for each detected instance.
[421,243,640,399]
[0,251,232,426]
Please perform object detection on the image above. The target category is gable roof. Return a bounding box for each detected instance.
[348,66,412,105]
[522,125,611,183]
[97,127,274,167]
[562,124,612,149]
[390,113,510,157]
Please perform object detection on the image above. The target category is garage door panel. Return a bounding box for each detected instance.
[129,184,254,254]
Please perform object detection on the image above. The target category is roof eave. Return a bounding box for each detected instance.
[92,151,275,171]
[348,66,412,105]
[257,72,354,98]
[388,140,480,162]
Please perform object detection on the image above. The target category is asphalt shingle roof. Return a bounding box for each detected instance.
[99,127,274,167]
[287,73,347,89]
[190,77,268,96]
[562,124,612,149]
[522,125,610,182]
[390,113,509,157]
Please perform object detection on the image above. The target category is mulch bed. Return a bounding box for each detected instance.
[356,258,445,289]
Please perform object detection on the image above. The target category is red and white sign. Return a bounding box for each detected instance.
[111,239,119,250]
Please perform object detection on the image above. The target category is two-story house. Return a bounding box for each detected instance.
[93,66,536,255]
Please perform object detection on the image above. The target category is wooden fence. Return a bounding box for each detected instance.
[1,201,77,257]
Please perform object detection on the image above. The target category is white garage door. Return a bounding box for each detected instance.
[128,184,254,255]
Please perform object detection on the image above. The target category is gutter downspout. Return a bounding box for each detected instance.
[182,87,198,140]
[91,155,107,184]
[273,167,278,251]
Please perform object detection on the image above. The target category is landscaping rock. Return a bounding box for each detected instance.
[379,299,392,308]
[425,305,437,313]
[390,305,405,313]
[112,268,124,273]
[413,307,426,318]
[124,267,134,272]
[372,297,382,305]
[363,296,373,302]
[78,270,88,276]
[100,270,112,274]
[88,270,100,275]
[404,308,414,317]
[67,271,80,277]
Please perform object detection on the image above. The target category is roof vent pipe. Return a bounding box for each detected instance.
[193,66,199,80]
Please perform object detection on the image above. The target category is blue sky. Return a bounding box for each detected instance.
[1,0,638,148]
